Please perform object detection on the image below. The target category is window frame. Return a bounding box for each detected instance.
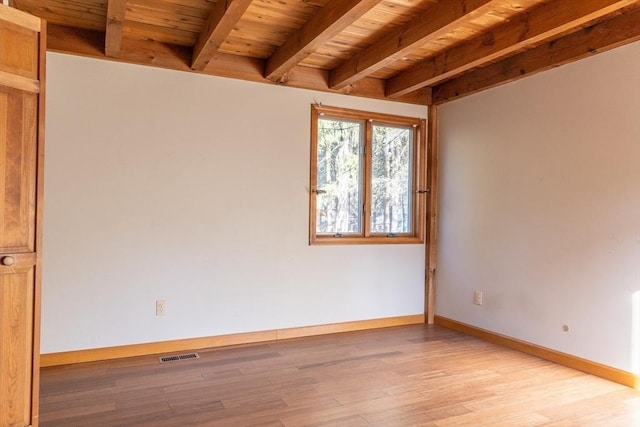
[310,104,427,245]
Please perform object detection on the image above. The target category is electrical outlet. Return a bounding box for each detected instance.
[156,300,167,316]
[474,291,483,305]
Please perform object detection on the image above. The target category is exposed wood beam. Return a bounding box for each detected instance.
[329,0,498,90]
[387,0,639,97]
[191,0,253,71]
[432,7,640,104]
[46,24,431,105]
[265,0,382,82]
[105,0,126,57]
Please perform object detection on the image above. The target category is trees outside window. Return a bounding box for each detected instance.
[310,105,426,245]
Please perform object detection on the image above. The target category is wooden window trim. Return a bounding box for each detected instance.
[310,105,427,245]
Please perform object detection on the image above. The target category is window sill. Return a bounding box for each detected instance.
[310,235,424,245]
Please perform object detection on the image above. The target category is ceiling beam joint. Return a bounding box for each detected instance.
[386,0,640,97]
[105,0,126,58]
[191,0,253,71]
[329,0,499,90]
[265,0,382,81]
[432,6,640,104]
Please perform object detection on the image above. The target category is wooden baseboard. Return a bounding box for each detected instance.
[435,315,639,390]
[40,314,425,367]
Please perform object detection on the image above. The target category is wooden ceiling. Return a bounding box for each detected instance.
[10,0,640,105]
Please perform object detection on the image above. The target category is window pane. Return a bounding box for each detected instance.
[370,124,413,234]
[316,118,363,234]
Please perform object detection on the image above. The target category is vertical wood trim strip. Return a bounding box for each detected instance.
[417,118,427,243]
[362,118,372,238]
[0,92,7,246]
[31,19,45,427]
[425,105,439,324]
[309,105,319,244]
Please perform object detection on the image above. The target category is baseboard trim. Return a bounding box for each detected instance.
[40,314,425,367]
[434,315,639,389]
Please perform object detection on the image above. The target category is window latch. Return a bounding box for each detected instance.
[416,189,430,194]
[333,233,344,238]
[312,189,327,194]
[387,233,399,238]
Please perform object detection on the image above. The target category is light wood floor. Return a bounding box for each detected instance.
[40,325,640,426]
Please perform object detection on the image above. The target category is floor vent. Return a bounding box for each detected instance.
[159,352,200,363]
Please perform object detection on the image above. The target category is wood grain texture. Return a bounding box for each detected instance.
[0,70,39,93]
[386,0,639,97]
[415,117,427,248]
[329,0,499,90]
[265,0,382,81]
[123,20,198,47]
[0,266,35,426]
[309,104,426,245]
[40,314,425,367]
[0,2,40,31]
[276,314,425,340]
[0,89,37,255]
[0,16,38,79]
[432,5,640,104]
[191,0,254,70]
[11,0,640,102]
[0,6,44,426]
[425,105,438,324]
[12,0,106,31]
[221,0,330,59]
[309,105,319,245]
[299,0,440,72]
[47,23,432,105]
[435,316,640,389]
[31,20,47,427]
[38,324,640,426]
[105,0,126,57]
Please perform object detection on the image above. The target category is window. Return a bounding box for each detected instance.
[310,105,427,244]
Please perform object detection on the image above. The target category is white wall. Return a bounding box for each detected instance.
[42,53,427,353]
[438,41,640,373]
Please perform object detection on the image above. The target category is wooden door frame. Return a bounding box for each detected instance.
[32,16,47,427]
[0,5,46,426]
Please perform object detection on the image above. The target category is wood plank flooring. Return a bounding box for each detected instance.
[39,325,640,426]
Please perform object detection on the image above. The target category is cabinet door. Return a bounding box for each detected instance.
[0,5,45,427]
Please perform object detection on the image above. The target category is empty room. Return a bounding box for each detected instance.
[1,0,639,426]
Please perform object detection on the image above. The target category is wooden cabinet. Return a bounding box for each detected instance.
[0,5,45,427]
